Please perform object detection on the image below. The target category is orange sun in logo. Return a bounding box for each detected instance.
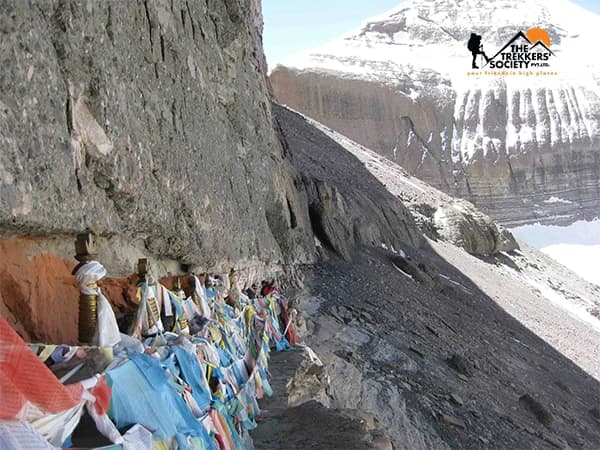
[526,27,551,47]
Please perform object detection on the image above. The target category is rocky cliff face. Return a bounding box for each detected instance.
[0,0,315,272]
[0,0,423,344]
[0,0,321,343]
[270,0,600,227]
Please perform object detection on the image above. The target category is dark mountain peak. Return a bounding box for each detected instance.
[530,40,555,55]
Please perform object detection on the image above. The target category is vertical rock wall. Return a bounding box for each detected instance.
[0,0,315,269]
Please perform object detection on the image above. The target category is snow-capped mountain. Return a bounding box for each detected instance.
[270,0,600,226]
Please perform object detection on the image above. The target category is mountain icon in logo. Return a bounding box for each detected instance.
[530,40,555,55]
[483,31,531,66]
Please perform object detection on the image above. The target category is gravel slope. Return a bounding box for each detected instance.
[296,243,600,449]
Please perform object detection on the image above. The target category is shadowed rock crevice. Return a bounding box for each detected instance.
[272,103,423,261]
[308,201,337,256]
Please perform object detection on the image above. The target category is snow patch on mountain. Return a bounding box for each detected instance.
[543,196,572,204]
[520,274,600,331]
[512,219,600,287]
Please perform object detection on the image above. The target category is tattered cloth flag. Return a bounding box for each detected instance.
[0,316,84,421]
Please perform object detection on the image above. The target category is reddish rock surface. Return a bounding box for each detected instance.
[158,275,197,298]
[0,238,79,344]
[0,238,138,345]
[98,276,139,315]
